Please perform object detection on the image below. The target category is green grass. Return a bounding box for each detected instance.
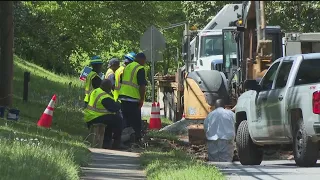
[146,131,178,141]
[140,131,224,180]
[0,55,90,180]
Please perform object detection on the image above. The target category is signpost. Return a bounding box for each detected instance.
[140,25,166,103]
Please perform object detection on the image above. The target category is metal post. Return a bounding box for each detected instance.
[185,22,191,72]
[23,72,30,102]
[260,1,266,40]
[151,26,155,103]
[0,2,14,107]
[255,1,261,43]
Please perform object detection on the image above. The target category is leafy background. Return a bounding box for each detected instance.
[13,1,320,100]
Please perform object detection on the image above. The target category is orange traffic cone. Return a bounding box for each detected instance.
[156,102,162,128]
[149,102,162,130]
[37,94,56,128]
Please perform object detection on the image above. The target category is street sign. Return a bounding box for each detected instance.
[140,25,166,103]
[79,66,104,81]
[140,25,166,62]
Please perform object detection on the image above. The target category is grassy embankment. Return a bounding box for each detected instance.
[0,56,90,180]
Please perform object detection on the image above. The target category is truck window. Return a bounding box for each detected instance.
[223,31,237,69]
[295,59,320,86]
[260,62,280,91]
[200,35,223,57]
[274,61,293,89]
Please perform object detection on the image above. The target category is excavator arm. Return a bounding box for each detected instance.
[240,1,281,80]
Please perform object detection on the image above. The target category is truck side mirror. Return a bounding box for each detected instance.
[244,79,261,91]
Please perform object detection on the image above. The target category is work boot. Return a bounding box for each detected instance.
[112,140,129,150]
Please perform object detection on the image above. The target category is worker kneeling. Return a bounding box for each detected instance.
[204,99,235,162]
[84,79,127,150]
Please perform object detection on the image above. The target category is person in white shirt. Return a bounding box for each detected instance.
[204,99,235,162]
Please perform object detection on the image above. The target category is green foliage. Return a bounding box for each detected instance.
[265,1,320,32]
[14,1,186,76]
[14,1,320,92]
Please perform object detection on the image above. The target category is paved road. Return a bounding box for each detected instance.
[209,160,320,180]
[81,148,146,180]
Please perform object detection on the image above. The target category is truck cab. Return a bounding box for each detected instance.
[193,30,223,71]
[189,3,243,72]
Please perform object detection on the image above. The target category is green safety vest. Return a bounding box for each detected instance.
[84,71,98,103]
[83,88,116,122]
[105,68,114,80]
[119,61,144,100]
[114,65,125,101]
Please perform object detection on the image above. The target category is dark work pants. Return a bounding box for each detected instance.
[121,100,142,140]
[87,114,123,145]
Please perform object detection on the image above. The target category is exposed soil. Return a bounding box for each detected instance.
[127,133,295,162]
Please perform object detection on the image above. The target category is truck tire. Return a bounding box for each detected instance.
[236,120,263,165]
[293,119,319,167]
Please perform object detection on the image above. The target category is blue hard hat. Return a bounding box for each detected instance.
[90,55,103,65]
[124,52,136,61]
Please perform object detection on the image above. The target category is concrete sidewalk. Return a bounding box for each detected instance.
[81,148,146,180]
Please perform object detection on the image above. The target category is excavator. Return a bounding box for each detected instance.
[182,1,282,121]
[222,1,283,104]
[176,1,284,144]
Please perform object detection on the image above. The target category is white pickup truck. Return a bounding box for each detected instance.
[235,53,320,167]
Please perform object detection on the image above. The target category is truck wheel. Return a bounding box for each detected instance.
[236,120,263,165]
[293,119,318,167]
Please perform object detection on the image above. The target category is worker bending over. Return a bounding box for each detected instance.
[204,99,235,162]
[105,58,120,90]
[84,79,126,150]
[84,56,103,107]
[114,52,136,101]
[118,52,147,143]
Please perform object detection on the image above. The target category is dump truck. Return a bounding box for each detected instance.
[156,3,242,122]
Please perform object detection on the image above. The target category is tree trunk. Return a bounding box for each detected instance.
[0,1,14,107]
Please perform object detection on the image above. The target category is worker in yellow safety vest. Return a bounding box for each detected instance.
[114,52,136,101]
[118,52,147,143]
[84,55,103,107]
[84,79,127,150]
[105,58,120,90]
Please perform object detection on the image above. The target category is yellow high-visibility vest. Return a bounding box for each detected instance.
[114,65,125,101]
[83,88,116,122]
[84,71,98,103]
[119,61,144,100]
[105,68,114,80]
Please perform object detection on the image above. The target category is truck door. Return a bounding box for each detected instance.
[253,61,280,140]
[265,60,293,141]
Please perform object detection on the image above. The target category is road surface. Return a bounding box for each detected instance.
[81,148,146,180]
[209,160,320,180]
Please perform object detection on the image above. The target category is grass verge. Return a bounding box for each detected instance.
[140,131,224,180]
[0,55,90,180]
[143,116,173,128]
